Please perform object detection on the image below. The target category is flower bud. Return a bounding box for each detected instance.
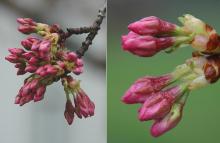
[8,48,24,55]
[39,40,51,53]
[74,89,95,118]
[17,18,36,26]
[25,65,38,73]
[150,93,188,137]
[5,54,20,63]
[122,32,174,57]
[34,86,46,102]
[128,16,177,36]
[21,37,40,50]
[18,25,37,34]
[122,74,173,104]
[138,84,187,121]
[64,100,75,125]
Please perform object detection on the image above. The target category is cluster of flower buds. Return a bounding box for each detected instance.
[122,14,220,57]
[6,18,94,125]
[122,54,220,137]
[121,14,220,137]
[62,76,95,125]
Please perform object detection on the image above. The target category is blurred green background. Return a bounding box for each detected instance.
[108,0,220,143]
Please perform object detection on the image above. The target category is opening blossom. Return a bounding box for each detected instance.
[121,14,220,137]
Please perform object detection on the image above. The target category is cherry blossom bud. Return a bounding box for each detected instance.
[8,48,24,55]
[22,52,35,60]
[21,37,40,50]
[19,95,33,106]
[73,67,83,75]
[39,40,51,53]
[67,52,78,62]
[28,57,39,65]
[25,65,38,73]
[138,84,187,121]
[17,18,37,34]
[5,54,20,63]
[17,18,36,26]
[34,86,46,102]
[15,95,21,104]
[121,32,174,57]
[122,74,173,104]
[18,25,37,34]
[64,100,75,125]
[76,58,84,66]
[128,16,177,35]
[150,93,188,137]
[74,89,95,118]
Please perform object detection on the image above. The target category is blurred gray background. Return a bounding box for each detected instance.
[0,0,106,143]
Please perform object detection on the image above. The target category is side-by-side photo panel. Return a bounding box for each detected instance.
[108,0,220,143]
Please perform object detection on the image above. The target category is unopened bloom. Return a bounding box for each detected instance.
[150,93,188,137]
[64,99,75,125]
[128,16,177,36]
[122,32,175,57]
[138,84,187,121]
[61,76,95,124]
[122,74,173,104]
[122,30,193,57]
[14,78,47,106]
[17,18,37,34]
[74,89,95,118]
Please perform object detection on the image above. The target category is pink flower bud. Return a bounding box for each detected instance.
[29,79,39,90]
[19,95,33,106]
[39,40,51,53]
[28,57,39,65]
[67,52,78,62]
[150,94,188,137]
[56,61,65,69]
[46,66,57,75]
[17,18,36,26]
[22,52,35,60]
[8,48,24,55]
[34,86,46,102]
[18,25,36,34]
[14,95,21,104]
[17,18,37,34]
[64,100,75,125]
[128,16,176,35]
[5,55,20,63]
[138,86,184,121]
[121,32,174,57]
[31,41,41,51]
[35,65,57,77]
[21,37,40,50]
[74,89,95,118]
[76,58,84,66]
[73,67,83,75]
[122,74,172,104]
[25,65,38,73]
